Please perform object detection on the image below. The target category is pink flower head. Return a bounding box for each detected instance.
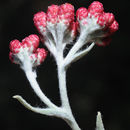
[33,12,47,34]
[76,7,88,28]
[97,13,115,27]
[58,3,74,25]
[88,1,104,17]
[47,4,59,24]
[35,48,47,65]
[22,34,40,52]
[9,34,47,67]
[76,7,88,21]
[109,20,119,34]
[9,40,22,54]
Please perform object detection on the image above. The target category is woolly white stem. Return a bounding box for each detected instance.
[57,65,81,130]
[64,31,89,67]
[13,95,81,130]
[13,95,58,116]
[57,65,70,109]
[65,42,95,66]
[52,42,81,130]
[96,112,105,130]
[13,95,75,119]
[44,40,56,58]
[67,120,81,130]
[56,23,66,49]
[75,42,95,58]
[24,69,57,109]
[47,24,57,44]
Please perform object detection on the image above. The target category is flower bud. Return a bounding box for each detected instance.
[33,12,47,34]
[47,5,59,24]
[109,20,119,34]
[88,1,104,17]
[76,7,88,21]
[36,48,47,66]
[58,3,74,25]
[9,40,22,54]
[22,34,39,53]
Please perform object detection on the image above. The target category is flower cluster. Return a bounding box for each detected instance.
[33,2,118,48]
[33,3,77,46]
[9,2,119,67]
[9,34,47,68]
[76,1,119,46]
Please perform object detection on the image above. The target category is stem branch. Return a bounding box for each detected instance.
[25,70,57,109]
[57,64,81,130]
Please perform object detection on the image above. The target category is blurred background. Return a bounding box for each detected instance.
[0,0,129,130]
